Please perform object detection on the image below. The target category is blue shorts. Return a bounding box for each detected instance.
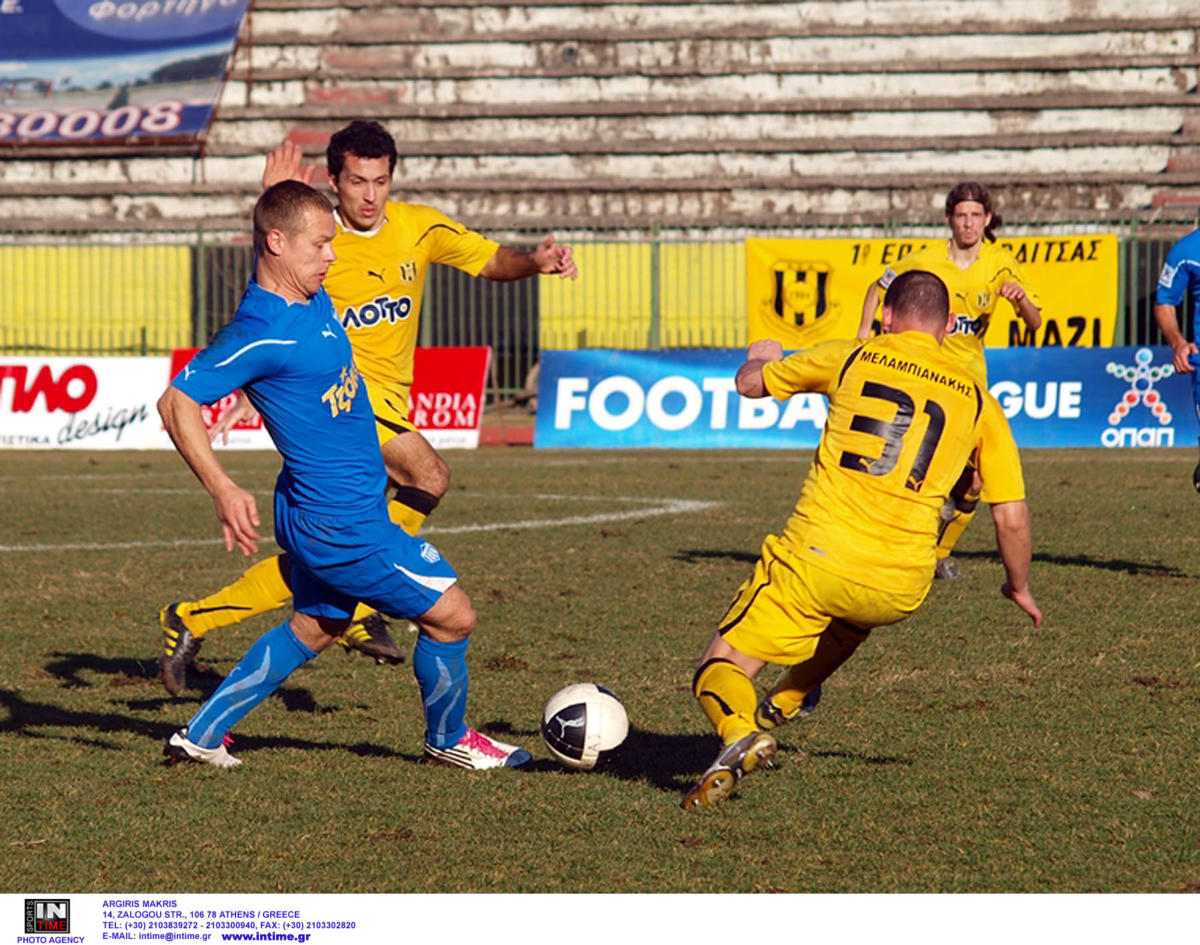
[273,494,457,621]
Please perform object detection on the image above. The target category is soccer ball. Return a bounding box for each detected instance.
[540,683,629,771]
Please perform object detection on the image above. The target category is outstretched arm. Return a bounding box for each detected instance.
[479,235,578,281]
[990,499,1042,627]
[735,339,785,398]
[158,386,261,556]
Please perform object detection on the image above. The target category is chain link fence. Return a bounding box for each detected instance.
[3,212,1197,399]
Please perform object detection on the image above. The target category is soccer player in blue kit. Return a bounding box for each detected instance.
[1154,226,1200,490]
[158,180,531,770]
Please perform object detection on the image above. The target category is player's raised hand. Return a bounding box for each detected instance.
[533,235,578,280]
[263,141,315,190]
[212,482,261,556]
[1002,581,1042,628]
[210,391,260,445]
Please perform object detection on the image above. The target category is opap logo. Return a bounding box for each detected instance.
[1106,347,1173,426]
[1102,347,1176,447]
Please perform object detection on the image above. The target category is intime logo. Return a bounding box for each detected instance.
[0,364,97,413]
[24,898,70,933]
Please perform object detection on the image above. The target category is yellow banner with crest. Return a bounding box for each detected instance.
[747,236,1119,348]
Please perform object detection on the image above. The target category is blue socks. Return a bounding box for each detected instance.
[186,621,317,749]
[412,635,469,749]
[185,623,470,752]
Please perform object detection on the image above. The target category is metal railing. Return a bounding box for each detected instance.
[3,212,1197,399]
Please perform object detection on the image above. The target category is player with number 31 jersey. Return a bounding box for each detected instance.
[683,270,1040,811]
[763,325,1026,600]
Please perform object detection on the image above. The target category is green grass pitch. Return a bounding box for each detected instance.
[0,447,1196,893]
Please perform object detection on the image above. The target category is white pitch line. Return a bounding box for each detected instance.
[422,497,718,535]
[0,496,721,553]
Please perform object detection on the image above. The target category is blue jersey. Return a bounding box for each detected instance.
[172,280,386,517]
[1156,228,1200,336]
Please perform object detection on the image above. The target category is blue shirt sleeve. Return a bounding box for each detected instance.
[171,317,298,406]
[1155,231,1200,307]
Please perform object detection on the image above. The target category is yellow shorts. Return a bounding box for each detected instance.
[717,535,929,665]
[366,381,417,446]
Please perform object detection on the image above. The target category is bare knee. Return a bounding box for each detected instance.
[423,454,450,499]
[416,585,475,642]
[289,611,349,652]
[382,432,450,500]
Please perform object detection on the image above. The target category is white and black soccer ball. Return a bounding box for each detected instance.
[540,683,629,771]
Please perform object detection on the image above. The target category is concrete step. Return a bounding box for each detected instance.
[234,29,1199,80]
[5,171,1200,232]
[213,89,1200,118]
[228,52,1200,83]
[240,4,1200,43]
[8,133,1198,183]
[21,144,1166,182]
[12,109,1195,161]
[248,0,1197,30]
[218,65,1200,110]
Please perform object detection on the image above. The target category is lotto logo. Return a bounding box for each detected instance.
[24,899,70,933]
[341,295,413,329]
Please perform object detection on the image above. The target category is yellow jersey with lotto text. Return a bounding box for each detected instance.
[877,240,1040,384]
[323,202,499,393]
[762,332,1024,596]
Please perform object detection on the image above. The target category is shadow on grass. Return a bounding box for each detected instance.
[532,726,915,794]
[41,651,337,715]
[672,549,759,566]
[680,548,1187,578]
[955,549,1187,577]
[44,651,160,689]
[0,687,421,762]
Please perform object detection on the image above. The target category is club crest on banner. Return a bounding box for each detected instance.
[770,261,836,328]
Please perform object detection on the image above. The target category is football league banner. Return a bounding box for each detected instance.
[535,346,1199,450]
[747,236,1119,351]
[0,0,251,145]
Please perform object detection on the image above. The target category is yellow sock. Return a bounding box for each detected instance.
[937,454,981,559]
[693,658,759,745]
[388,499,427,537]
[350,602,378,623]
[935,506,977,559]
[179,554,292,637]
[767,619,869,716]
